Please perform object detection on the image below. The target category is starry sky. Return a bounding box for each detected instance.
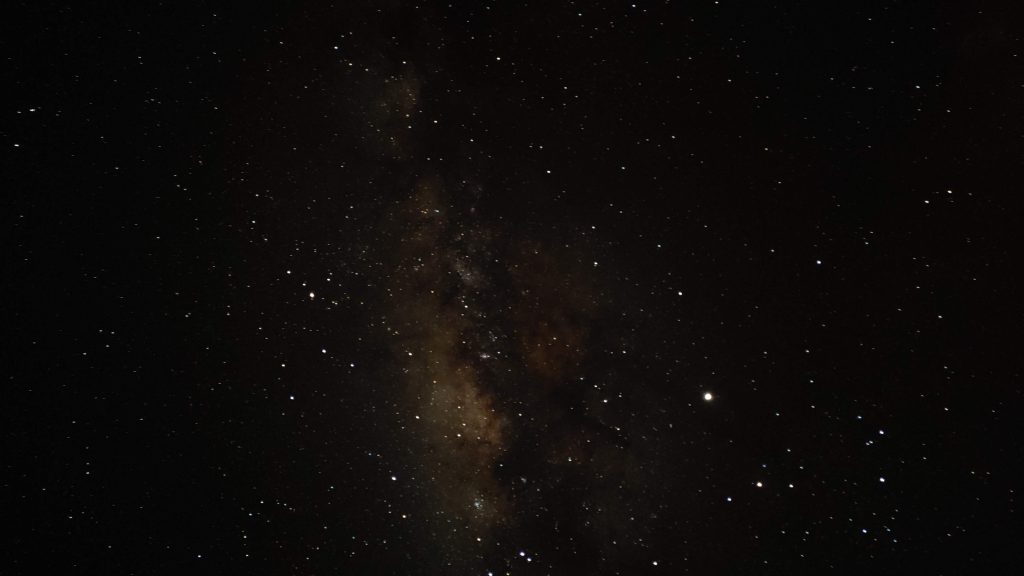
[5,1,1023,574]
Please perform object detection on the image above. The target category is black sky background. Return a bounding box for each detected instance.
[4,1,1023,574]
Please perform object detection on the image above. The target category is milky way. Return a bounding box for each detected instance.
[371,163,674,571]
[385,176,509,535]
[13,2,1018,574]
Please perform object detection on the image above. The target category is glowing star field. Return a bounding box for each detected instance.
[5,2,1022,574]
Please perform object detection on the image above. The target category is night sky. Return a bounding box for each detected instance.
[5,1,1024,574]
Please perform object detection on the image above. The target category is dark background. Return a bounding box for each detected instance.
[3,1,1022,574]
